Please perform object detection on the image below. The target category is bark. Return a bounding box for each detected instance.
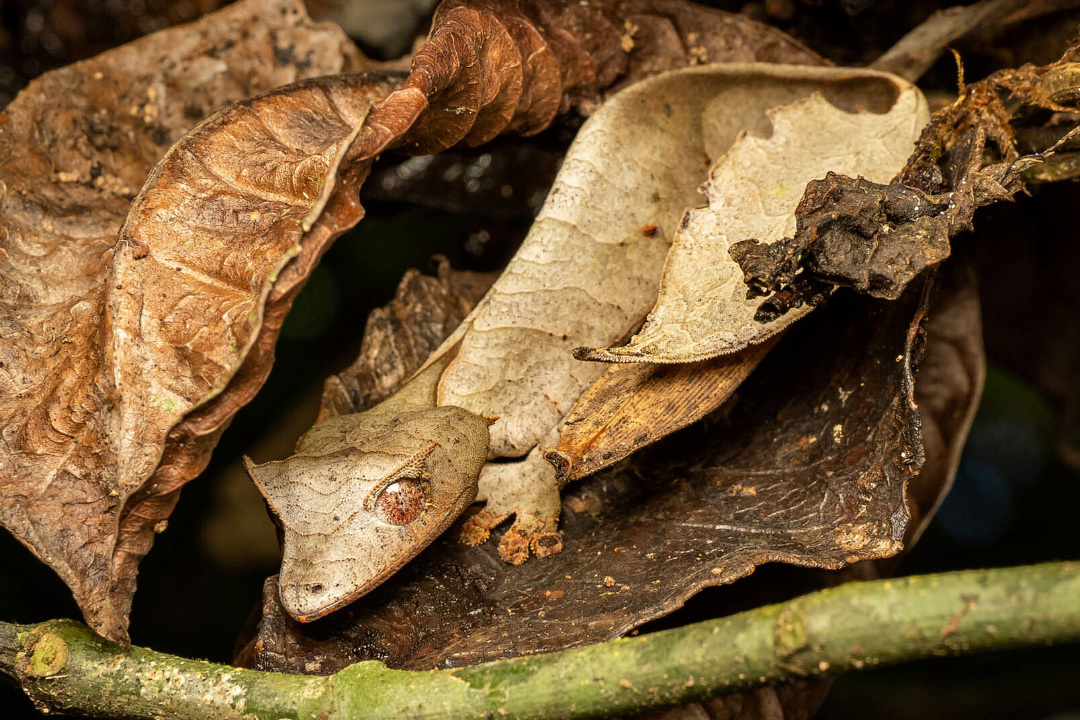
[2,562,1078,719]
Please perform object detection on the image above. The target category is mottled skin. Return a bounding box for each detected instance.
[424,68,719,558]
[246,358,490,621]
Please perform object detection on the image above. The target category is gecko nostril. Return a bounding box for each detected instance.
[305,583,324,594]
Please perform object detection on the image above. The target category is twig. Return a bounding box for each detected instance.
[2,562,1078,719]
[870,0,1078,82]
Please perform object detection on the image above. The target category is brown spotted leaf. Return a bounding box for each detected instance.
[0,0,819,643]
[0,0,367,643]
[245,262,983,672]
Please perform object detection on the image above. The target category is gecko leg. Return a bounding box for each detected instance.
[461,445,564,564]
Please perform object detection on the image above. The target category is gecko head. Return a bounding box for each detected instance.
[244,405,489,622]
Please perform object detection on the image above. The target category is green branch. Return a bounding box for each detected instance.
[3,562,1078,720]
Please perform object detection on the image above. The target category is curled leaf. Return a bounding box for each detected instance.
[0,0,367,642]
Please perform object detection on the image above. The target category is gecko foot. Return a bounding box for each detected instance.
[461,449,564,564]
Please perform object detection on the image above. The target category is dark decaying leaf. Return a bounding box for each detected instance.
[730,175,953,307]
[731,42,1080,317]
[244,261,983,674]
[0,0,819,641]
[0,0,367,643]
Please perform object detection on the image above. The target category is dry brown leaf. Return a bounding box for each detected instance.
[2,0,817,641]
[0,0,367,643]
[244,262,983,674]
[548,338,778,483]
[578,71,928,363]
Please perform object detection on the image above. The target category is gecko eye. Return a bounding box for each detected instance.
[372,476,427,525]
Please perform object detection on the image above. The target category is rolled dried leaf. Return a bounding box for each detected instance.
[0,0,367,643]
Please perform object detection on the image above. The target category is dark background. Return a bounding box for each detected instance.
[2,1,1079,718]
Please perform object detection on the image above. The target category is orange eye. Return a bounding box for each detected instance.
[373,478,426,525]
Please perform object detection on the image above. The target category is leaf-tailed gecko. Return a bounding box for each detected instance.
[245,65,927,622]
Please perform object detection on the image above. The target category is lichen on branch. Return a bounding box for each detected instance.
[3,562,1079,720]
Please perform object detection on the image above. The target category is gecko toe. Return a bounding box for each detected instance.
[496,512,562,564]
[498,526,532,564]
[461,507,504,546]
[531,531,563,558]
